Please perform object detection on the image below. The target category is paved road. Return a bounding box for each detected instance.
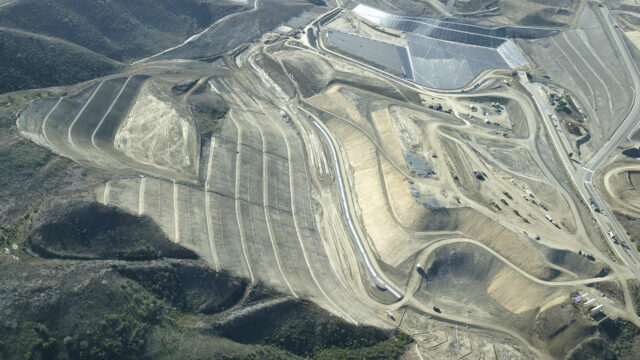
[522,76,639,272]
[520,5,640,273]
[579,7,640,267]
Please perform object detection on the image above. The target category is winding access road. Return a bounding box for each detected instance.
[521,5,640,273]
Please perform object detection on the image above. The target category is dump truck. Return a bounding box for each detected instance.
[473,171,484,180]
[386,311,395,320]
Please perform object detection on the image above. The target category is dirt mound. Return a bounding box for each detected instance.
[534,302,593,356]
[534,244,610,278]
[280,53,334,97]
[418,243,565,331]
[423,207,564,281]
[254,53,296,98]
[187,84,229,137]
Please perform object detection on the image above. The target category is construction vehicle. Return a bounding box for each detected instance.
[606,229,619,244]
[579,250,596,261]
[386,311,395,320]
[473,170,485,180]
[608,230,617,240]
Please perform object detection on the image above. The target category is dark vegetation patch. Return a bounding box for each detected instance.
[622,148,640,158]
[254,53,296,98]
[0,28,120,94]
[28,202,197,261]
[557,299,640,359]
[0,261,280,360]
[116,263,246,314]
[0,260,411,360]
[221,303,412,359]
[0,0,248,94]
[170,79,198,96]
[0,140,52,190]
[596,319,640,358]
[187,83,229,138]
[0,0,246,62]
[567,337,616,360]
[0,91,100,256]
[519,10,564,27]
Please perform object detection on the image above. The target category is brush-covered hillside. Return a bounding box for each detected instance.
[0,0,248,94]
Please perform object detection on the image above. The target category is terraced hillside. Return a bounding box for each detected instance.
[10,1,640,359]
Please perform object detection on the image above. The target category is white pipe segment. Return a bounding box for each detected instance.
[312,120,403,300]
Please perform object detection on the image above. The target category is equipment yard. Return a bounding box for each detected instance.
[10,0,640,358]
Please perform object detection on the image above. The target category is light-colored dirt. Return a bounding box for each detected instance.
[371,107,406,169]
[380,157,428,230]
[327,117,418,266]
[487,267,564,314]
[114,82,198,176]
